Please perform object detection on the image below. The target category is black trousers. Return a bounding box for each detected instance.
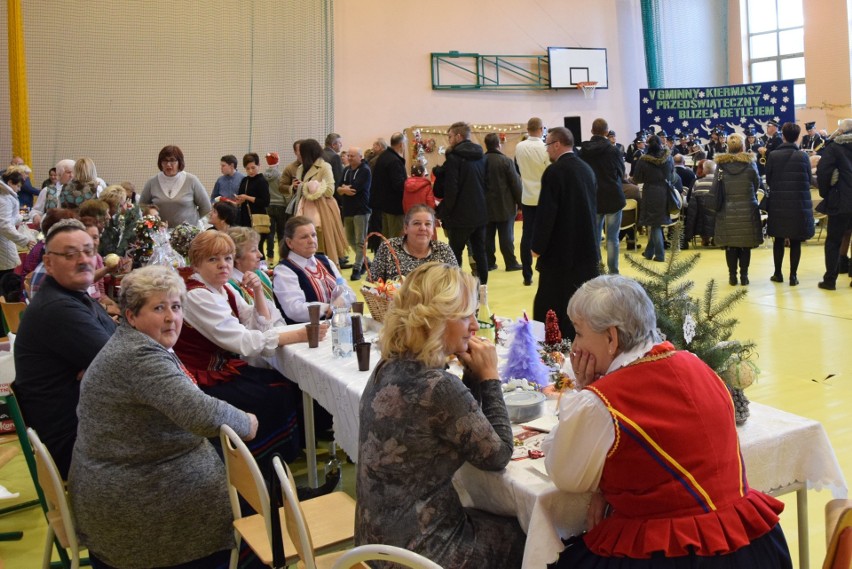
[533,266,598,340]
[487,217,519,267]
[823,213,852,282]
[447,225,489,284]
[520,204,538,282]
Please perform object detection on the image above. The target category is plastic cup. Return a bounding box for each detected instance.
[307,303,321,324]
[306,323,320,348]
[355,342,372,371]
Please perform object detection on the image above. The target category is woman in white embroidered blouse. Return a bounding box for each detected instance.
[140,145,211,227]
[0,167,37,277]
[273,216,344,323]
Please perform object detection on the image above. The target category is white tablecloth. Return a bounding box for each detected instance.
[270,336,847,569]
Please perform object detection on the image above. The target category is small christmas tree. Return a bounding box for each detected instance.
[501,316,552,387]
[544,310,562,345]
[625,224,757,424]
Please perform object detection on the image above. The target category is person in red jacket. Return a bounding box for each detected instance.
[403,164,437,240]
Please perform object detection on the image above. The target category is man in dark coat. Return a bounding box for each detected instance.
[14,219,117,478]
[371,132,407,238]
[434,121,490,284]
[816,118,852,290]
[759,120,782,164]
[580,118,626,274]
[531,126,599,339]
[674,153,697,191]
[483,133,522,271]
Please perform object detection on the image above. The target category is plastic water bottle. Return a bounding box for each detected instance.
[330,277,356,358]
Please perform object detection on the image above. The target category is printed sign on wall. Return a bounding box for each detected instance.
[639,80,795,143]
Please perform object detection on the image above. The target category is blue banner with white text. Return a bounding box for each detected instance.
[638,80,795,144]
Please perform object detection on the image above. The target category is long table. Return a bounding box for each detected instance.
[270,328,847,569]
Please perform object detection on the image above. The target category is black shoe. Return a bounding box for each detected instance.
[488,264,498,271]
[741,276,749,286]
[818,281,836,290]
[839,256,850,273]
[729,276,738,286]
[789,275,799,286]
[506,263,523,272]
[770,274,783,283]
[523,279,533,286]
[339,261,353,269]
[350,270,362,281]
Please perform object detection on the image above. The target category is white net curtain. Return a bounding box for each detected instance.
[0,0,334,191]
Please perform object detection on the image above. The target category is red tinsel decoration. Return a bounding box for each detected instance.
[544,309,562,345]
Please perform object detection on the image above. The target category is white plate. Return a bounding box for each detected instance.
[504,390,546,407]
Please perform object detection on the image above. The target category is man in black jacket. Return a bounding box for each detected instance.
[483,133,523,272]
[371,132,407,239]
[580,118,625,274]
[434,121,489,284]
[816,118,852,290]
[532,127,599,339]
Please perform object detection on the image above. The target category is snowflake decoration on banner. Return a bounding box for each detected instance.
[667,116,675,123]
[642,97,649,104]
[654,116,661,123]
[774,116,781,122]
[770,97,777,104]
[698,90,706,98]
[740,117,748,123]
[780,105,787,112]
[763,94,771,101]
[682,120,689,127]
[704,119,712,125]
[646,108,653,114]
[712,112,719,119]
[771,85,778,92]
[675,128,682,134]
[781,85,788,93]
[683,313,696,345]
[782,96,789,103]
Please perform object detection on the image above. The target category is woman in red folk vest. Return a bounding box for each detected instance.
[543,274,792,568]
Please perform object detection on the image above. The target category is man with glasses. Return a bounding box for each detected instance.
[14,219,116,478]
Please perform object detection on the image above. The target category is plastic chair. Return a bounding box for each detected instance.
[0,296,26,335]
[26,429,81,569]
[825,499,852,569]
[271,456,362,569]
[330,544,443,569]
[220,425,356,568]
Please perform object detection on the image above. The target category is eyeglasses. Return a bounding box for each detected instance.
[545,140,557,146]
[161,158,179,164]
[45,247,96,261]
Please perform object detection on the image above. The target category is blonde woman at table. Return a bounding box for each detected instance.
[172,230,325,466]
[542,274,791,569]
[356,262,525,569]
[226,226,283,323]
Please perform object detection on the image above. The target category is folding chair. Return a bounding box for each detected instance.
[331,544,442,569]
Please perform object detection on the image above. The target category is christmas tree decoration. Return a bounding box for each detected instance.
[500,316,552,388]
[625,224,758,424]
[544,310,562,345]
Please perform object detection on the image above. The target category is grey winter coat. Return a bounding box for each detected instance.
[765,142,814,240]
[712,152,763,248]
[484,150,522,222]
[633,150,674,226]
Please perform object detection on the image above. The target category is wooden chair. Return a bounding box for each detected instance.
[825,499,852,569]
[0,296,26,335]
[619,199,638,233]
[812,187,827,242]
[219,425,357,569]
[26,429,81,569]
[330,544,443,569]
[271,456,364,569]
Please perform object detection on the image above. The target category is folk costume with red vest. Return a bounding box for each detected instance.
[544,342,791,568]
[173,274,300,463]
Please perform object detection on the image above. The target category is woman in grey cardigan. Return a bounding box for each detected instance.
[69,265,257,569]
[140,145,212,227]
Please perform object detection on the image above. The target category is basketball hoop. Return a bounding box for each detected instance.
[577,81,598,100]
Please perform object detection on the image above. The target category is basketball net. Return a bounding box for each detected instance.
[577,81,598,100]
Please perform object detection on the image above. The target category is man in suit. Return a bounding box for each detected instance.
[531,126,599,339]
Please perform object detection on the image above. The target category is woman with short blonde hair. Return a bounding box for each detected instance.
[226,226,281,319]
[357,262,525,567]
[60,157,100,208]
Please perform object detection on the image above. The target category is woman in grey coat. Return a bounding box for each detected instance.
[712,134,763,285]
[633,135,674,262]
[69,265,257,569]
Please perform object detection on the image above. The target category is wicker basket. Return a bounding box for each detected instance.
[360,232,402,323]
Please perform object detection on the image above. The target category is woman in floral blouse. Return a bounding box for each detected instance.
[356,262,525,568]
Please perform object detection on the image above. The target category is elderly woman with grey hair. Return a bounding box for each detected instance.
[542,274,791,569]
[68,265,257,569]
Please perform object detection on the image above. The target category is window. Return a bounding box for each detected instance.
[746,0,806,105]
